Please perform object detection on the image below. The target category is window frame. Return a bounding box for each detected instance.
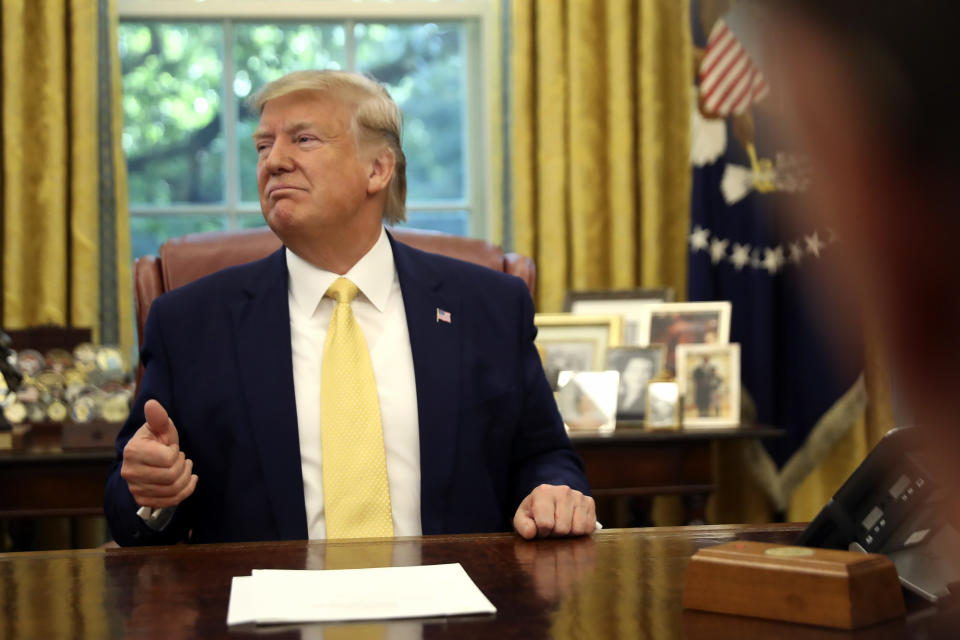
[117,0,498,240]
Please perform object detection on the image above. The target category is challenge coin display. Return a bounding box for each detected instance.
[96,346,125,379]
[9,343,134,433]
[71,395,98,423]
[3,401,26,425]
[16,350,45,377]
[73,343,97,366]
[26,403,47,423]
[46,399,69,423]
[101,393,131,423]
[45,348,73,372]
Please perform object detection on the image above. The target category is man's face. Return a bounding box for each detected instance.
[622,358,653,388]
[254,90,372,241]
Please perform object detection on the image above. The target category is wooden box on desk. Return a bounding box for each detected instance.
[682,541,905,630]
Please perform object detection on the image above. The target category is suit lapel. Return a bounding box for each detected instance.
[230,248,307,539]
[389,234,460,535]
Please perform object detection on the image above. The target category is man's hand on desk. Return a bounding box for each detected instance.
[513,484,596,539]
[513,534,597,602]
[121,399,198,509]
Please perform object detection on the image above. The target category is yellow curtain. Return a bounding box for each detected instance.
[1,0,132,355]
[511,0,692,312]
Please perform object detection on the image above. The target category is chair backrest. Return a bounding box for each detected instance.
[133,226,536,352]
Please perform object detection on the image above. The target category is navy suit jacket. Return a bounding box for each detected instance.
[105,233,589,545]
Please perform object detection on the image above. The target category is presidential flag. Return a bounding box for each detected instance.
[688,0,867,513]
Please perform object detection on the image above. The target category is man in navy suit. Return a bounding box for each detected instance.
[104,70,595,545]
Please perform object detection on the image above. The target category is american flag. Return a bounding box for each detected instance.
[699,18,769,118]
[436,308,452,324]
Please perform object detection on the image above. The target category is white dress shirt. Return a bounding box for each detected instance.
[287,226,422,539]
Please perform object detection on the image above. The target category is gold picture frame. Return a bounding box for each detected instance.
[534,314,623,391]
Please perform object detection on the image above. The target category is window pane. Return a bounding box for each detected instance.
[355,22,466,203]
[393,210,469,236]
[234,23,347,203]
[130,214,228,259]
[236,213,269,230]
[119,23,224,205]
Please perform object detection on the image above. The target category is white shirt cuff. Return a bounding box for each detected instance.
[136,505,175,531]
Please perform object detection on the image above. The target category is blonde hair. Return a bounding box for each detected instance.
[250,70,407,223]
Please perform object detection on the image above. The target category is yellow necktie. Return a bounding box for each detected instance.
[321,277,394,539]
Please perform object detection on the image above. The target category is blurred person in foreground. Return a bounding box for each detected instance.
[105,70,595,545]
[766,1,960,497]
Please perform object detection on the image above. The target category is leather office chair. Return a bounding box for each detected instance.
[133,226,536,355]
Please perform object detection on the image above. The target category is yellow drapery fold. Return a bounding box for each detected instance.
[1,0,132,356]
[511,0,692,312]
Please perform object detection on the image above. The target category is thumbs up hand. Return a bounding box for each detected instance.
[121,399,198,509]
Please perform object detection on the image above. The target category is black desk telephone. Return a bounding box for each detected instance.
[796,426,960,603]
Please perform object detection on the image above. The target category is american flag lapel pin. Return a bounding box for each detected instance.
[436,308,452,324]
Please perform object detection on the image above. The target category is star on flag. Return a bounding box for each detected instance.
[709,238,730,264]
[805,232,825,258]
[788,242,804,265]
[689,226,711,252]
[730,243,752,271]
[762,246,785,275]
[694,230,835,274]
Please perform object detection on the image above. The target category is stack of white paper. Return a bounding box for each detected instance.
[227,563,497,626]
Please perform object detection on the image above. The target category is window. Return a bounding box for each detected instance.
[118,1,495,258]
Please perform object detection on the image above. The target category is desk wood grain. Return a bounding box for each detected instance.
[0,524,950,639]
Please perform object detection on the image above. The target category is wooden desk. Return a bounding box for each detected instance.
[0,524,950,639]
[570,425,782,524]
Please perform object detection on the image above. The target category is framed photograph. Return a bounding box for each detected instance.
[534,314,622,390]
[645,377,681,430]
[675,343,741,429]
[637,301,732,375]
[564,288,675,345]
[555,370,619,434]
[605,345,667,420]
